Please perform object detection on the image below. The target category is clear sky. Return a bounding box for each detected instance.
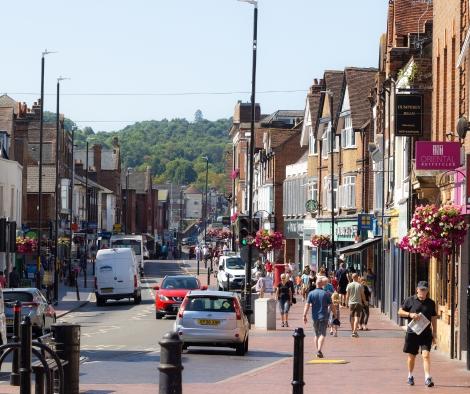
[1,0,387,132]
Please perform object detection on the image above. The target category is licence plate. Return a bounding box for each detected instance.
[6,319,13,325]
[198,319,220,326]
[100,288,113,294]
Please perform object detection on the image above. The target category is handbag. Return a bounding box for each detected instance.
[292,297,297,304]
[332,318,341,326]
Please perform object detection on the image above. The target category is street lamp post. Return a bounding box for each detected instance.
[124,168,132,234]
[239,0,258,315]
[54,76,69,303]
[69,126,76,286]
[36,49,56,290]
[325,91,336,271]
[202,157,209,245]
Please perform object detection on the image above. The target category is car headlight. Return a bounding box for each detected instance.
[159,294,169,301]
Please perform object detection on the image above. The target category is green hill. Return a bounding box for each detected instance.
[44,111,232,191]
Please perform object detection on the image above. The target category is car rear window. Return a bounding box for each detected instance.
[3,292,34,303]
[162,277,199,289]
[186,297,235,312]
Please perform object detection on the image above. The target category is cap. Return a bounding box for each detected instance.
[417,281,428,290]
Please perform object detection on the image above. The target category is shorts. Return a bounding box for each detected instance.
[313,319,328,337]
[403,331,433,355]
[349,303,363,318]
[339,285,347,295]
[278,300,290,314]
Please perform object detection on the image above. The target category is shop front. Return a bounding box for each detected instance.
[284,219,304,272]
[302,218,317,272]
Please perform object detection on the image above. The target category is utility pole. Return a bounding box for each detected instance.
[84,141,89,288]
[328,92,336,271]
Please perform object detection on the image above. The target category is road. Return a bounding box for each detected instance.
[56,259,289,386]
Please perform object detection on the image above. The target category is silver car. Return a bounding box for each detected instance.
[174,290,249,355]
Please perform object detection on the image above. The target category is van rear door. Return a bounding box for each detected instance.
[113,255,134,294]
[97,259,115,294]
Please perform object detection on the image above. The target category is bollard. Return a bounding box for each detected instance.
[226,272,230,292]
[158,331,183,394]
[207,266,211,286]
[19,316,32,394]
[10,301,22,386]
[292,327,305,394]
[197,258,200,276]
[52,324,81,394]
[75,271,80,301]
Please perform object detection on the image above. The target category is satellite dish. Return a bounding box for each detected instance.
[457,116,470,139]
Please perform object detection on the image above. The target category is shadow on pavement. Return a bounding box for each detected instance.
[184,348,291,358]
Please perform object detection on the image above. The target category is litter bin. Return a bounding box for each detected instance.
[254,298,276,330]
[274,263,285,288]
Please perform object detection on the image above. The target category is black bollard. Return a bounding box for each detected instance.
[292,327,305,394]
[197,258,200,276]
[75,271,80,301]
[207,266,211,286]
[10,301,22,386]
[52,323,81,394]
[226,272,230,292]
[19,316,32,394]
[158,331,183,394]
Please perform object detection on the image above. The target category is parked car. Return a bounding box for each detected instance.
[174,290,249,355]
[155,275,206,319]
[4,288,56,337]
[94,248,142,306]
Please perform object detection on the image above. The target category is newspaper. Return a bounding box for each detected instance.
[407,313,430,335]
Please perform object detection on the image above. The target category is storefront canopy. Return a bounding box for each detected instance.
[336,237,382,256]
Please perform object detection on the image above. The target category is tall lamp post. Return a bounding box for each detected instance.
[36,49,56,289]
[69,126,76,286]
[54,76,69,303]
[239,0,258,315]
[202,157,209,245]
[124,168,132,234]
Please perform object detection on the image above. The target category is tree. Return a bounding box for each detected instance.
[194,109,204,122]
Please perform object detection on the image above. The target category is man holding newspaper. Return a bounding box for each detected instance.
[398,281,437,388]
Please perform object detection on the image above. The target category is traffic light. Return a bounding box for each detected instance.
[238,215,250,246]
[252,217,260,235]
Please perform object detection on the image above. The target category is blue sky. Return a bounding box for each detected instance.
[0,0,387,132]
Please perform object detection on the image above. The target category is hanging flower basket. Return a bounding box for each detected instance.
[230,212,239,223]
[254,230,283,252]
[16,237,38,254]
[207,228,232,240]
[399,203,469,258]
[58,237,70,246]
[310,234,332,249]
[230,168,240,180]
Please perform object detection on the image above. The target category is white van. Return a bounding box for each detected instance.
[109,234,145,275]
[94,248,142,306]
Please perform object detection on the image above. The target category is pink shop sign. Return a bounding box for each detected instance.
[415,141,462,170]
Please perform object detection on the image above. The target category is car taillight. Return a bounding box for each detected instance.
[134,275,137,288]
[178,297,189,318]
[233,299,242,320]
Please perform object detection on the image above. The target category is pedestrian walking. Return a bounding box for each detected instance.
[275,273,293,328]
[0,271,6,288]
[301,268,310,301]
[336,262,349,306]
[303,277,337,358]
[398,281,437,388]
[329,291,341,337]
[9,267,20,288]
[346,273,366,337]
[359,277,371,331]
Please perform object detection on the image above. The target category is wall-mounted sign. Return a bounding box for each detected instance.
[396,94,423,137]
[415,141,461,170]
[358,214,374,231]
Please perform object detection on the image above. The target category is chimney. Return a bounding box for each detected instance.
[93,144,102,181]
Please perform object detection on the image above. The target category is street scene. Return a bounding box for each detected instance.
[1,0,470,393]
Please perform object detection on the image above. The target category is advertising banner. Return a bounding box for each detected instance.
[415,141,461,170]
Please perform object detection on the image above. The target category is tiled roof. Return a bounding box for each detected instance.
[0,95,17,108]
[324,70,344,123]
[0,107,14,134]
[28,143,55,164]
[74,149,94,168]
[344,68,377,130]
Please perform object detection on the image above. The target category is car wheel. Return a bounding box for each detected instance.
[156,312,164,319]
[134,295,142,305]
[244,336,249,353]
[96,296,105,307]
[235,340,246,356]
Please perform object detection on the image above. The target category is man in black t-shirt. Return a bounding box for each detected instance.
[398,281,437,388]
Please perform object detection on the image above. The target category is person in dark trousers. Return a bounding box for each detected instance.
[398,281,437,388]
[9,267,20,288]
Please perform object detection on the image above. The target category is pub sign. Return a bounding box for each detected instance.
[395,94,423,137]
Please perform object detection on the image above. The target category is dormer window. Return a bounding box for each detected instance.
[340,115,355,148]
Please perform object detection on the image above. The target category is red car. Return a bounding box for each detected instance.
[155,275,207,319]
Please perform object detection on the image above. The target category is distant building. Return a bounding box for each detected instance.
[184,185,202,219]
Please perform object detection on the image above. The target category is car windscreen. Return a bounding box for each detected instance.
[225,257,244,270]
[3,292,34,303]
[162,277,199,289]
[111,239,141,255]
[186,297,235,312]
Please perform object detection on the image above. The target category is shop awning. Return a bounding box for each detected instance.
[336,237,382,256]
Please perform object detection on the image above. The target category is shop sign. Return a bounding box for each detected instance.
[415,141,461,170]
[335,225,358,239]
[358,214,373,231]
[284,220,304,238]
[395,94,423,136]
